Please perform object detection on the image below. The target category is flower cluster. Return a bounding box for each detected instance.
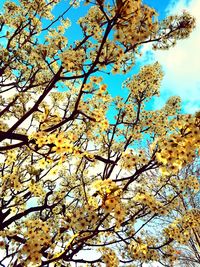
[29,131,74,155]
[164,209,200,244]
[114,0,158,46]
[1,168,23,194]
[20,219,52,265]
[153,11,195,50]
[129,239,159,262]
[38,104,62,131]
[124,62,163,102]
[169,175,199,194]
[91,179,125,228]
[120,150,148,171]
[69,205,98,231]
[29,181,46,197]
[133,191,166,215]
[156,114,200,174]
[78,81,111,132]
[101,248,119,267]
[5,149,17,164]
[60,48,86,72]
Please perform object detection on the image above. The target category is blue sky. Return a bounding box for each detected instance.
[141,0,200,114]
[1,0,199,114]
[53,0,200,114]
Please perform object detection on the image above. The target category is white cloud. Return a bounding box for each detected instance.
[143,0,200,114]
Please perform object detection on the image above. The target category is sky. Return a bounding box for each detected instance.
[142,0,200,114]
[62,0,200,114]
[0,0,199,114]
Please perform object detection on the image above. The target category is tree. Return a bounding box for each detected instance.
[0,0,199,266]
[165,156,200,267]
